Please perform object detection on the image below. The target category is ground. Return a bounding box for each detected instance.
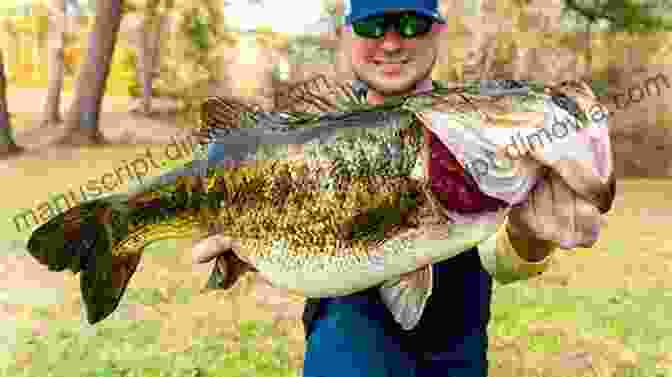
[0,89,670,377]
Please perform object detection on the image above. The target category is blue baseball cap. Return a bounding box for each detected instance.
[343,0,446,25]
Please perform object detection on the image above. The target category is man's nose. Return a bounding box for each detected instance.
[380,29,403,50]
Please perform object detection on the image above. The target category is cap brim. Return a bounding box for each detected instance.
[347,9,446,25]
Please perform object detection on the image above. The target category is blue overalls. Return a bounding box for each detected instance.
[301,248,492,377]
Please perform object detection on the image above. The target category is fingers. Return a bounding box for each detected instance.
[192,234,239,264]
[544,158,612,207]
[510,137,613,213]
[548,171,601,249]
[571,195,602,248]
[548,172,576,248]
[508,173,555,241]
[508,170,605,249]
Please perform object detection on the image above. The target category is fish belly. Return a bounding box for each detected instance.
[241,220,499,297]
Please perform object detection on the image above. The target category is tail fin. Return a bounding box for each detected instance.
[26,193,142,325]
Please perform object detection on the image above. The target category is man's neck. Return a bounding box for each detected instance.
[366,78,433,105]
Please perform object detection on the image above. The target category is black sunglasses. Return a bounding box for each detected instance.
[352,12,435,39]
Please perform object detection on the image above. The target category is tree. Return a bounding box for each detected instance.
[0,51,23,158]
[31,2,52,69]
[560,0,672,80]
[322,0,343,37]
[41,0,68,127]
[154,0,234,123]
[0,18,19,81]
[56,0,124,145]
[132,0,173,115]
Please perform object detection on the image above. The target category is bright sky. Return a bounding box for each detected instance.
[224,0,326,34]
[1,0,329,34]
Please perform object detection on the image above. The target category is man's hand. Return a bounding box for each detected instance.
[192,234,260,291]
[503,80,615,262]
[506,166,612,262]
[191,234,239,265]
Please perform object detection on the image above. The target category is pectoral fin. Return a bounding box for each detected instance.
[379,264,433,331]
[204,251,255,291]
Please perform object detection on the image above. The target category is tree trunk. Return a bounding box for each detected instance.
[58,0,124,145]
[584,21,592,81]
[137,16,153,114]
[151,13,168,85]
[1,20,19,81]
[41,0,67,127]
[136,0,163,115]
[0,51,23,157]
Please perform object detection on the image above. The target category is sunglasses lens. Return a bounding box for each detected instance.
[399,14,433,38]
[352,13,434,39]
[353,17,386,38]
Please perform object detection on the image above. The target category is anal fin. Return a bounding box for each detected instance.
[379,264,433,331]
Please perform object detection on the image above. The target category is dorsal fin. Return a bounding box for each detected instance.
[274,74,362,113]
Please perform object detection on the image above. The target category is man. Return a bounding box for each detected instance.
[193,1,614,376]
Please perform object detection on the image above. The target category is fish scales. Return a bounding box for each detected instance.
[107,111,471,299]
[126,117,428,265]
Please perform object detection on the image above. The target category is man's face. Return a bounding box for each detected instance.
[343,12,442,97]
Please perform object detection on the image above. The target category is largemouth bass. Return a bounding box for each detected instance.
[25,78,613,327]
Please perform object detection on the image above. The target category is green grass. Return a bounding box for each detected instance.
[7,319,296,377]
[1,208,30,254]
[491,282,672,373]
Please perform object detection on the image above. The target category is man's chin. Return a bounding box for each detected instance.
[355,70,429,97]
[366,78,418,97]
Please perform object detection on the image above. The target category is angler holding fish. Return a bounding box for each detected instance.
[193,1,614,376]
[25,0,615,376]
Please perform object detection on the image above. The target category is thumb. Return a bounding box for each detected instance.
[192,234,238,264]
